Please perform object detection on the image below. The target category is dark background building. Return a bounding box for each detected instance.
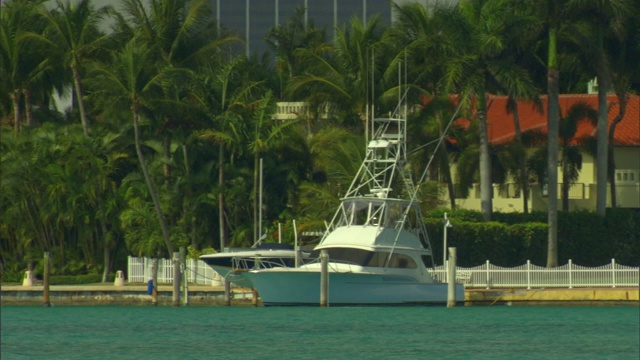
[212,0,447,57]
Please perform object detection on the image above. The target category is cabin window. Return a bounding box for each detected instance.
[309,248,416,269]
[309,248,370,265]
[387,253,417,269]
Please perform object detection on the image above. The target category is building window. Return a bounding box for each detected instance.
[616,170,639,184]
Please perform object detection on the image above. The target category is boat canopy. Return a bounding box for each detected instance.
[332,197,421,230]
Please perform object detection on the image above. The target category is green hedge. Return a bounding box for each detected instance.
[426,208,640,267]
[426,219,547,267]
[49,274,105,285]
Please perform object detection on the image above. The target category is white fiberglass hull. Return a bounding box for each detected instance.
[242,269,465,306]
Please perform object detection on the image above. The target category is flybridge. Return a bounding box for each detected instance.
[343,116,414,200]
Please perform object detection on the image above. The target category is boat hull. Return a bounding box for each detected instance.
[242,270,465,306]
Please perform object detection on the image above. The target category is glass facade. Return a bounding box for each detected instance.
[211,0,395,57]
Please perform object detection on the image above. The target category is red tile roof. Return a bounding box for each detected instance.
[482,94,640,146]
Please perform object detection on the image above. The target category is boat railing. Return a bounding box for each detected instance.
[231,257,292,271]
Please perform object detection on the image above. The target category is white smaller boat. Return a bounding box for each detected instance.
[200,243,313,288]
[200,244,298,288]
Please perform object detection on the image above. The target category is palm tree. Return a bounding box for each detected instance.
[244,91,299,245]
[296,127,365,228]
[118,0,235,232]
[571,0,635,215]
[604,5,640,207]
[558,102,598,211]
[89,39,174,257]
[28,0,112,137]
[265,6,326,96]
[286,16,385,131]
[191,56,260,250]
[0,0,54,132]
[438,0,538,222]
[518,0,577,267]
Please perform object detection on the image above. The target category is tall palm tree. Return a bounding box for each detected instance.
[604,4,640,207]
[89,39,174,257]
[571,0,634,215]
[118,0,235,234]
[438,0,538,221]
[28,0,112,137]
[244,91,298,245]
[519,0,577,267]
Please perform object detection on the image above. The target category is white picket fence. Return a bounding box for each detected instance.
[431,259,639,289]
[126,256,639,289]
[127,256,223,285]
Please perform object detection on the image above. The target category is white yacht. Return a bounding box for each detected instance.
[239,102,465,306]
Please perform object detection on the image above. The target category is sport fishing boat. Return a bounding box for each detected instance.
[239,99,465,306]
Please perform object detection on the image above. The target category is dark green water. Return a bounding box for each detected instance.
[1,305,638,359]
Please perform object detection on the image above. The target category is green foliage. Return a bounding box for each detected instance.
[1,0,639,277]
[0,262,25,283]
[187,245,216,260]
[426,209,640,267]
[49,274,105,285]
[426,218,547,267]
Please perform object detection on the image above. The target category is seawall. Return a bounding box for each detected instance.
[0,285,256,306]
[465,287,639,306]
[2,285,638,306]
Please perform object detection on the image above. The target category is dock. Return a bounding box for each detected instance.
[2,285,638,306]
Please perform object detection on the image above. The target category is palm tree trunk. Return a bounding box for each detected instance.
[253,153,260,245]
[24,88,34,126]
[218,145,227,251]
[101,220,111,283]
[477,92,492,222]
[132,105,174,256]
[163,135,171,189]
[607,92,627,208]
[546,26,560,267]
[12,89,21,133]
[437,114,456,209]
[595,70,609,216]
[72,62,90,137]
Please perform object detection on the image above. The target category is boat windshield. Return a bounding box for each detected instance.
[335,198,418,229]
[308,248,416,269]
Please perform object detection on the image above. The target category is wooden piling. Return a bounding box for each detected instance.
[172,252,180,307]
[224,280,231,306]
[320,250,329,307]
[43,252,50,307]
[180,247,189,306]
[252,289,259,306]
[151,259,158,306]
[447,247,457,308]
